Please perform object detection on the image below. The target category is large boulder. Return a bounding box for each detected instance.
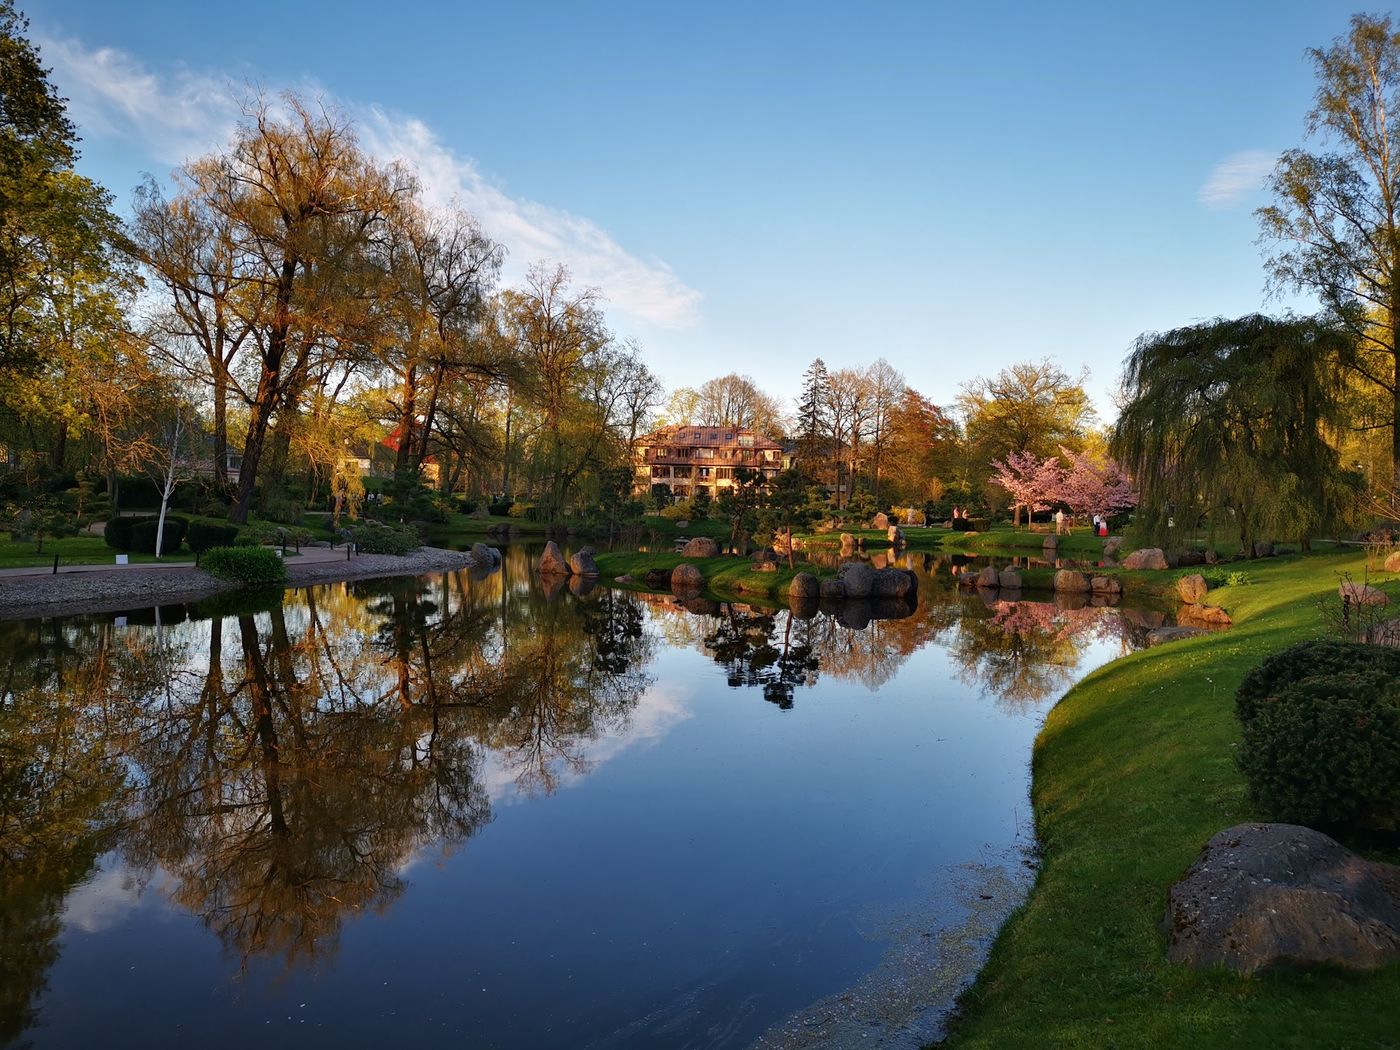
[671,563,703,591]
[887,525,906,548]
[1340,581,1389,607]
[1252,541,1275,559]
[872,512,890,530]
[569,546,600,577]
[1177,573,1208,605]
[1177,549,1207,567]
[1102,535,1124,560]
[1091,575,1122,595]
[839,532,857,554]
[975,565,1001,589]
[537,540,570,576]
[838,561,876,598]
[1385,550,1400,574]
[751,548,780,572]
[872,567,916,598]
[1054,569,1091,593]
[998,567,1023,590]
[470,542,501,569]
[680,536,719,558]
[1165,823,1400,975]
[789,572,820,599]
[1042,535,1059,552]
[1122,547,1169,571]
[819,577,846,599]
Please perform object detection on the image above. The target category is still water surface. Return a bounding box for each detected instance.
[0,548,1171,1048]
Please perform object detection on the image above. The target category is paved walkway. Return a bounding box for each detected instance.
[0,546,350,580]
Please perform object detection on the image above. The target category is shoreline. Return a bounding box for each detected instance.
[0,546,477,620]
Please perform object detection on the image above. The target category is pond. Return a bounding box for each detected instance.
[0,548,1176,1049]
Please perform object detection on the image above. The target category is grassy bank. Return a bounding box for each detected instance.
[935,525,1111,557]
[593,550,831,602]
[0,534,196,569]
[946,549,1400,1048]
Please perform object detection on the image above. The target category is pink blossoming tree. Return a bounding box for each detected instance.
[990,451,1064,527]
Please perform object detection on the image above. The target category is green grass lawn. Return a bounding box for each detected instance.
[935,525,1112,557]
[946,548,1400,1049]
[0,534,196,569]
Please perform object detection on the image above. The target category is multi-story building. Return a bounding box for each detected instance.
[634,426,785,499]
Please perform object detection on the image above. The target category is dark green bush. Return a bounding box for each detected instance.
[103,515,152,550]
[352,524,420,555]
[259,496,304,525]
[487,501,512,517]
[951,517,974,532]
[129,516,187,555]
[187,519,240,554]
[1236,641,1400,834]
[201,546,288,585]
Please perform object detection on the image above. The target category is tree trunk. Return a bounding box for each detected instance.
[212,368,229,487]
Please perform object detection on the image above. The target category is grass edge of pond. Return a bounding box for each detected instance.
[942,548,1400,1049]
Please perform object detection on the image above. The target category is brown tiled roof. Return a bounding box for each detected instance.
[638,426,783,450]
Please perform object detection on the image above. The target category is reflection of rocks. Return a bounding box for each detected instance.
[1121,608,1168,629]
[838,600,873,630]
[568,575,599,598]
[538,573,567,601]
[680,596,720,616]
[644,568,670,589]
[788,596,820,620]
[1177,604,1232,627]
[1165,823,1400,975]
[537,540,570,576]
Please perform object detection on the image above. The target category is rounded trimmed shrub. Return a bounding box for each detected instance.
[201,545,288,585]
[103,515,150,550]
[1236,641,1400,834]
[187,519,240,554]
[129,516,187,555]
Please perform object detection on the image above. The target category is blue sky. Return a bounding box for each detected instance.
[27,0,1366,417]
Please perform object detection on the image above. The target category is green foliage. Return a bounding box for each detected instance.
[352,523,420,555]
[1236,648,1400,834]
[847,489,876,521]
[486,501,513,517]
[690,486,711,520]
[186,519,240,554]
[233,521,281,547]
[3,492,78,552]
[649,483,675,510]
[103,515,145,550]
[128,515,187,555]
[658,499,693,521]
[257,495,304,525]
[200,545,288,585]
[383,470,447,523]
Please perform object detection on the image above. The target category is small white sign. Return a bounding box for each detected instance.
[115,554,129,565]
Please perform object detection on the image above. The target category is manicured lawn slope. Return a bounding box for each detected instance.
[0,534,195,568]
[947,550,1400,1049]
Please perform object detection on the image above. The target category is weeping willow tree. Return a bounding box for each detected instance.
[1112,314,1363,553]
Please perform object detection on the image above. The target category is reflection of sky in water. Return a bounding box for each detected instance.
[4,564,1162,1050]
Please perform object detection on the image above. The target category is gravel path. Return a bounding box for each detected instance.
[0,546,477,620]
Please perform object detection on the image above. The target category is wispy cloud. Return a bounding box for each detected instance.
[41,36,701,329]
[1197,149,1275,209]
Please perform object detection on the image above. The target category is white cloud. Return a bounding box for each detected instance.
[1197,149,1275,209]
[40,35,701,329]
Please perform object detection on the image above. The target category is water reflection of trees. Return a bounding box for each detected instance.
[945,597,1156,712]
[0,569,655,1024]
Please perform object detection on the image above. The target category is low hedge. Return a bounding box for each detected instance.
[352,524,420,555]
[1236,640,1400,834]
[201,546,288,585]
[129,515,187,555]
[187,519,240,554]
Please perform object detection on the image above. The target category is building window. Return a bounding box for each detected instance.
[651,466,669,479]
[739,434,754,448]
[716,468,733,480]
[698,467,710,479]
[673,465,691,478]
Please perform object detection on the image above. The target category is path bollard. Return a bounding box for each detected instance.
[52,554,59,575]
